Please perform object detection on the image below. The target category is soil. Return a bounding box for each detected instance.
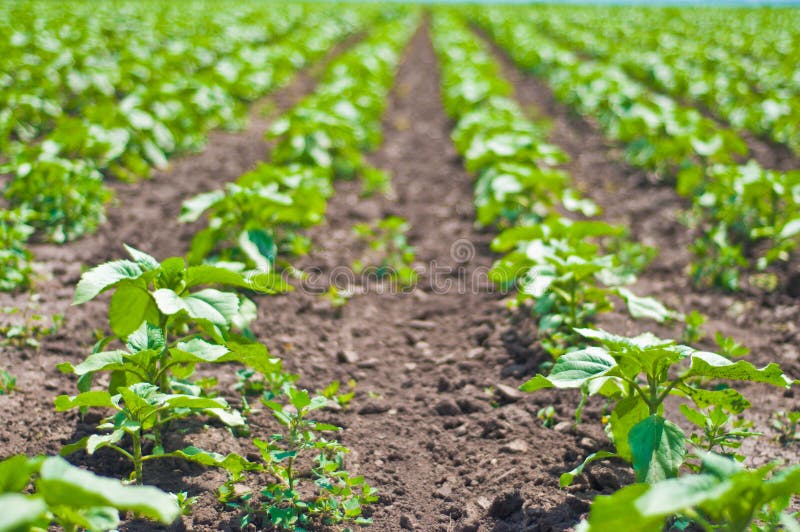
[1,18,798,532]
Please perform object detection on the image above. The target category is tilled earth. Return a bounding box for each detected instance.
[1,19,798,532]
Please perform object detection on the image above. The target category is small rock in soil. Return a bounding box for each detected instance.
[500,439,529,454]
[434,399,461,416]
[358,400,391,415]
[336,349,359,364]
[554,420,574,433]
[495,383,524,402]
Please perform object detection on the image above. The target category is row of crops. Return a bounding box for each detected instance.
[1,2,799,531]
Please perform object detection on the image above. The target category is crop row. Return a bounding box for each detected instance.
[527,6,800,155]
[0,3,372,292]
[432,10,799,531]
[2,9,416,531]
[474,9,800,292]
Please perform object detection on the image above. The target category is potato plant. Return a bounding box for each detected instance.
[521,328,796,485]
[0,454,179,531]
[55,245,287,483]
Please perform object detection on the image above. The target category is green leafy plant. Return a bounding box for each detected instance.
[55,245,286,483]
[0,208,34,292]
[681,405,760,463]
[490,218,677,356]
[0,369,16,395]
[0,454,179,531]
[251,385,378,530]
[576,452,800,532]
[682,310,707,344]
[352,216,417,287]
[771,410,800,447]
[1,297,63,348]
[521,328,795,486]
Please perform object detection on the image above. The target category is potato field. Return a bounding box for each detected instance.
[1,1,799,531]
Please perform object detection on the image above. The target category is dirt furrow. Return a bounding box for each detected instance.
[244,22,616,532]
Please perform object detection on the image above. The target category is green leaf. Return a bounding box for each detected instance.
[179,190,226,223]
[677,384,751,414]
[520,347,616,392]
[0,455,39,493]
[614,288,675,323]
[74,260,143,305]
[0,493,48,531]
[36,456,179,524]
[559,451,618,487]
[185,265,247,289]
[124,244,160,271]
[610,396,650,461]
[687,351,794,387]
[167,446,261,477]
[109,284,153,338]
[629,415,686,483]
[238,229,276,271]
[171,338,230,363]
[152,288,238,326]
[54,391,115,411]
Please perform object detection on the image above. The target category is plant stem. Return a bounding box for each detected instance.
[132,432,143,485]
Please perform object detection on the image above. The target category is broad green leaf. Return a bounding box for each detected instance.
[167,446,261,477]
[54,391,115,411]
[185,265,247,289]
[179,190,225,223]
[0,493,48,531]
[126,322,165,352]
[171,338,229,363]
[62,350,127,376]
[0,455,38,493]
[521,347,616,392]
[687,351,794,387]
[559,451,618,487]
[629,415,686,483]
[87,431,125,455]
[109,284,153,337]
[676,384,751,413]
[238,229,276,272]
[614,288,675,323]
[37,456,179,523]
[575,328,674,351]
[610,396,649,461]
[206,408,246,427]
[152,288,238,326]
[74,260,142,305]
[123,244,160,271]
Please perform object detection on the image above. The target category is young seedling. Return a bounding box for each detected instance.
[771,410,800,447]
[680,404,760,464]
[0,369,16,395]
[251,385,378,530]
[352,216,417,288]
[522,328,795,485]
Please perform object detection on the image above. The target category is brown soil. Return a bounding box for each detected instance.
[1,19,798,532]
